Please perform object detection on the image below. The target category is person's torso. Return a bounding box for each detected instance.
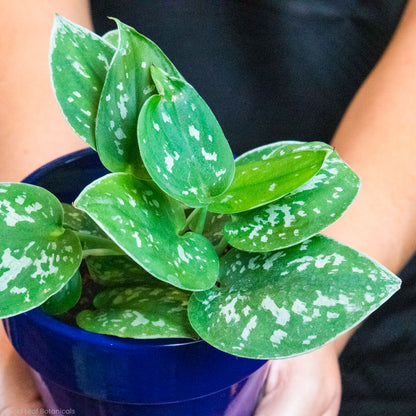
[91,0,406,154]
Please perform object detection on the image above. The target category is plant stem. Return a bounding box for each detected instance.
[75,231,125,257]
[215,236,229,257]
[76,231,116,249]
[180,207,208,235]
[82,248,126,258]
[194,206,208,235]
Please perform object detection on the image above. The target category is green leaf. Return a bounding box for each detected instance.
[75,173,219,291]
[77,281,198,339]
[63,203,107,238]
[199,212,232,247]
[0,183,82,318]
[50,15,115,149]
[41,269,82,315]
[188,235,401,359]
[138,66,235,207]
[224,150,361,252]
[86,255,154,287]
[208,141,331,214]
[62,203,122,256]
[102,29,118,47]
[95,20,182,177]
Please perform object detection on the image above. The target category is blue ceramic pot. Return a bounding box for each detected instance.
[3,149,268,416]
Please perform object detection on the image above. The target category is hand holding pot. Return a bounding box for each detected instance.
[255,343,341,416]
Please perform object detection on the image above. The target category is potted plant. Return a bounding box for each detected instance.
[0,15,400,416]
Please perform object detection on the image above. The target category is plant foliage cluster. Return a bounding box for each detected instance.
[0,16,400,359]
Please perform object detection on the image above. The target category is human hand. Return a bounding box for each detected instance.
[255,343,341,416]
[0,325,43,415]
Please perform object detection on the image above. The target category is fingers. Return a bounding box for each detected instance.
[255,344,341,416]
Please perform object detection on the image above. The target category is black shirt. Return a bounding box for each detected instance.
[91,1,415,414]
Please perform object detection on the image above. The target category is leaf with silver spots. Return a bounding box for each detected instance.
[49,15,115,148]
[138,66,235,207]
[224,150,360,252]
[75,173,219,291]
[77,281,198,339]
[188,235,401,359]
[95,20,182,177]
[0,183,82,318]
[209,141,331,214]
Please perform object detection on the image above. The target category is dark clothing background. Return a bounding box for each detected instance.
[91,1,415,414]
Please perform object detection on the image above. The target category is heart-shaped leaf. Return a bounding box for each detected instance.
[0,183,82,318]
[62,203,122,255]
[224,151,360,251]
[50,15,115,149]
[138,66,235,207]
[41,269,82,315]
[75,173,219,291]
[95,20,182,177]
[63,204,147,286]
[208,141,331,214]
[86,255,154,287]
[63,203,107,238]
[77,281,198,339]
[188,235,401,359]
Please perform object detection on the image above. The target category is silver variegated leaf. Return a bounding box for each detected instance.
[224,151,360,252]
[75,173,219,291]
[77,282,198,339]
[209,141,331,214]
[138,66,235,207]
[49,15,115,148]
[62,203,122,255]
[188,235,401,359]
[63,203,106,238]
[95,20,182,177]
[0,183,82,318]
[86,255,154,287]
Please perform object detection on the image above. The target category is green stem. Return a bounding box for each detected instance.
[194,207,208,235]
[82,248,126,258]
[179,207,208,235]
[215,236,229,257]
[75,231,125,258]
[76,231,117,249]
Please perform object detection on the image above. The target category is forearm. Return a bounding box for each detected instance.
[325,0,416,353]
[0,0,93,182]
[323,0,416,354]
[326,0,416,275]
[0,2,93,410]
